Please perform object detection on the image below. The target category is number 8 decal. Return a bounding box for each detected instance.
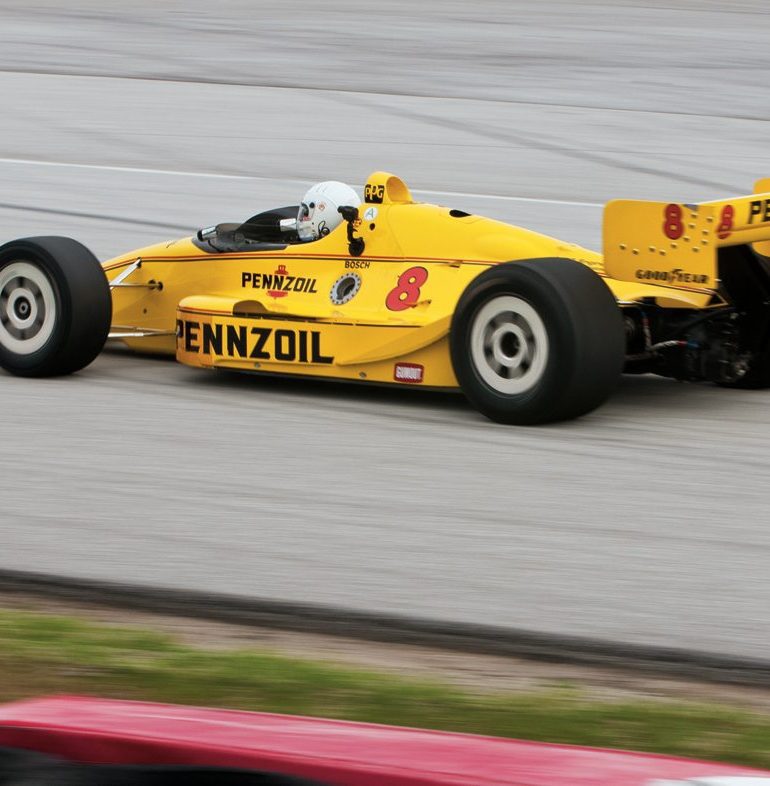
[386,266,429,311]
[662,203,684,240]
[717,204,734,240]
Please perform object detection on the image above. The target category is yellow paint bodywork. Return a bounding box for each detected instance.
[103,172,770,389]
[603,182,770,305]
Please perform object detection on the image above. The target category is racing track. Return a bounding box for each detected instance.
[1,0,770,665]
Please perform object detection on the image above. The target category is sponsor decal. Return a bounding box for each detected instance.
[345,259,370,269]
[363,206,378,221]
[178,320,333,364]
[240,265,319,297]
[748,198,770,225]
[635,268,709,285]
[364,183,385,203]
[394,362,424,384]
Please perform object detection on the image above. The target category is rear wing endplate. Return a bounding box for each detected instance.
[603,180,770,292]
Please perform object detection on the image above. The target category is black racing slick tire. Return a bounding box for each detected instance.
[450,258,625,425]
[0,236,111,376]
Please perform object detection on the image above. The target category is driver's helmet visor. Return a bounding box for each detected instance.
[297,202,315,240]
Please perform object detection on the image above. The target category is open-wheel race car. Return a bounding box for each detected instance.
[3,171,770,424]
[0,696,768,785]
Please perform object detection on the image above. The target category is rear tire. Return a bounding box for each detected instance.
[450,258,624,424]
[0,236,111,376]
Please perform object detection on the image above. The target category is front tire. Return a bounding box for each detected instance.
[450,258,624,424]
[0,236,111,376]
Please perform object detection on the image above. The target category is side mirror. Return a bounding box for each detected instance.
[338,205,359,223]
[337,206,365,257]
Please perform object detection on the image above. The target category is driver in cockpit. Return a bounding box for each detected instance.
[295,181,361,242]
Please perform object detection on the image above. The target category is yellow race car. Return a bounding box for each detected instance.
[2,171,770,424]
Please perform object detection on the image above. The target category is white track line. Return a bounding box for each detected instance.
[0,157,261,181]
[415,188,602,208]
[0,156,603,209]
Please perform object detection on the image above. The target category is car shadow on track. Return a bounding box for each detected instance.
[102,343,469,413]
[100,345,761,424]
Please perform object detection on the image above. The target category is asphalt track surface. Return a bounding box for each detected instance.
[1,1,770,662]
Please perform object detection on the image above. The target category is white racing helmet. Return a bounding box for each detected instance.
[297,181,361,241]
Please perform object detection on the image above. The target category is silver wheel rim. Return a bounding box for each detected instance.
[469,295,549,395]
[0,261,57,355]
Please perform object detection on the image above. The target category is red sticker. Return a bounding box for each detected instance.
[394,363,424,384]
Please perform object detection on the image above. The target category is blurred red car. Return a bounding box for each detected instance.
[0,696,768,786]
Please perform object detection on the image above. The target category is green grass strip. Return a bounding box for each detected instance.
[0,610,768,768]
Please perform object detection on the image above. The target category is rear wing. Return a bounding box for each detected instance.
[603,179,770,292]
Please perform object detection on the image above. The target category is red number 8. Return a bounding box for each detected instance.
[662,203,684,240]
[386,266,429,311]
[717,204,734,240]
